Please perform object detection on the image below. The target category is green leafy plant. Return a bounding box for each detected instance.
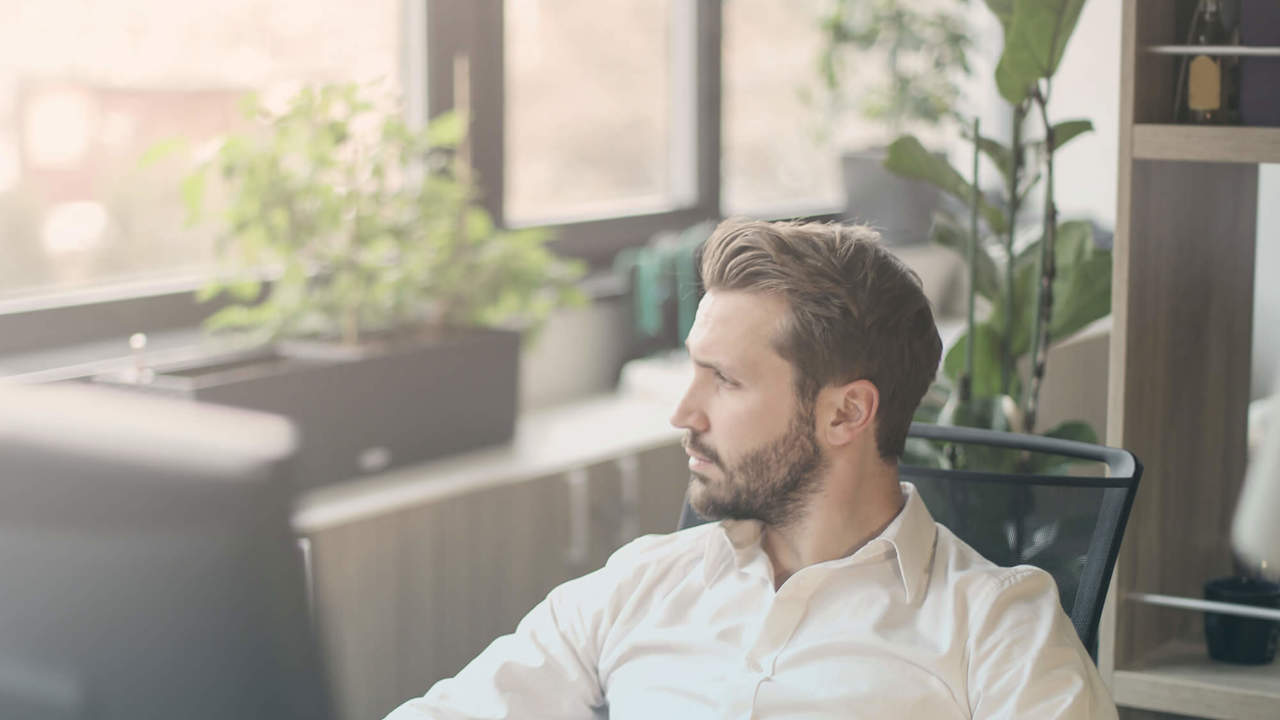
[885,1,1109,594]
[177,83,585,346]
[816,0,974,137]
[886,0,1107,445]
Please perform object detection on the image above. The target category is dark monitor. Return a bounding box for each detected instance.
[0,382,332,720]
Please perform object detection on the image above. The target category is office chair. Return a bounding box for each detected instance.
[677,422,1143,660]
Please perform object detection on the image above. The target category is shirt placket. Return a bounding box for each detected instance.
[722,569,823,720]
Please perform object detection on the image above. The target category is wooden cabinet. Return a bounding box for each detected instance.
[294,395,688,720]
[1104,2,1280,718]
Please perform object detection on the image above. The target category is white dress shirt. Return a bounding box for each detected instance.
[385,483,1117,719]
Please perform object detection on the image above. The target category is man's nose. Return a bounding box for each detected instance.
[669,383,709,434]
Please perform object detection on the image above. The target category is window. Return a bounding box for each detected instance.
[2,0,854,359]
[0,0,403,301]
[721,0,843,216]
[504,0,696,225]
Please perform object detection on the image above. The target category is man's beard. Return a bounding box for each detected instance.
[685,402,826,528]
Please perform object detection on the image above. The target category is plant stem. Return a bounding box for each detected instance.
[1002,103,1025,396]
[961,116,980,403]
[1024,85,1058,434]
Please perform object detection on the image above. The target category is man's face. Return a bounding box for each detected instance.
[670,291,826,527]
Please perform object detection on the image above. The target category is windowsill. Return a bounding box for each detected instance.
[0,269,630,384]
[292,386,683,535]
[0,326,242,383]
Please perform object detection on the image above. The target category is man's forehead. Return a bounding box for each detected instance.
[689,290,788,353]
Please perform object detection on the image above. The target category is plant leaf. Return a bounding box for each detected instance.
[426,110,465,148]
[969,131,1015,188]
[994,0,1087,105]
[1042,419,1098,444]
[1022,419,1100,474]
[1047,220,1112,342]
[942,322,1005,397]
[139,138,188,168]
[983,0,1015,32]
[1002,220,1110,357]
[180,169,208,223]
[1048,118,1093,153]
[930,213,1001,303]
[885,136,1008,234]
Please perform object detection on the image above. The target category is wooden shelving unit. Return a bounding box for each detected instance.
[1113,640,1280,720]
[1132,125,1280,163]
[1106,2,1277,718]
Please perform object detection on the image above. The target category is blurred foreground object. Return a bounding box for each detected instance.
[0,382,332,720]
[1234,385,1280,581]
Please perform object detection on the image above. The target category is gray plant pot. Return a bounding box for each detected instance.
[841,148,943,246]
[92,327,519,492]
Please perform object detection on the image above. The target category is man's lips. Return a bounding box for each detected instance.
[684,445,716,470]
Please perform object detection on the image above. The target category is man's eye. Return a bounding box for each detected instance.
[715,371,734,386]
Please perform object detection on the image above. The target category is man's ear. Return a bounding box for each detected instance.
[819,379,879,447]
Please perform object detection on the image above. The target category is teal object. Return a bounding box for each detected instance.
[616,223,711,345]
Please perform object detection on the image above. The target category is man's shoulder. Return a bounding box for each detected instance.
[606,521,721,572]
[930,522,1063,613]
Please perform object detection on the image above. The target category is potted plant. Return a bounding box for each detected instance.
[101,80,586,491]
[885,0,1112,606]
[815,0,974,244]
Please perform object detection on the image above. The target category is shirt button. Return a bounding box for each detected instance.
[746,657,762,673]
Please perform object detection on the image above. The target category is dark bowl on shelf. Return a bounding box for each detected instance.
[1203,576,1280,665]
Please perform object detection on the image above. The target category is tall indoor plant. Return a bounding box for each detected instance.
[886,0,1108,445]
[882,1,1112,590]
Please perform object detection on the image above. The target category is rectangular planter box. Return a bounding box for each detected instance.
[92,328,519,492]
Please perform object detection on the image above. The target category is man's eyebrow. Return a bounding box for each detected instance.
[686,344,736,378]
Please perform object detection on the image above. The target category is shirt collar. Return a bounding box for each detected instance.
[702,482,938,604]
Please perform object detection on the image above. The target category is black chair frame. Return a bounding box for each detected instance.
[678,422,1143,659]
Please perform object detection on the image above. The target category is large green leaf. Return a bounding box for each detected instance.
[994,0,1088,105]
[885,136,1008,234]
[984,0,1015,32]
[930,213,1001,303]
[942,322,1005,396]
[1000,220,1111,357]
[1047,220,1112,342]
[1024,419,1100,473]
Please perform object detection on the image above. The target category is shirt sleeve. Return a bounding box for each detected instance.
[382,536,661,720]
[966,567,1119,720]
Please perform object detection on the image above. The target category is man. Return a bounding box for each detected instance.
[385,219,1117,719]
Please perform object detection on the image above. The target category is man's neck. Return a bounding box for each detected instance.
[761,462,904,590]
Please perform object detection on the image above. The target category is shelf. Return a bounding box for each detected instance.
[1132,124,1280,163]
[1129,592,1280,622]
[1113,641,1280,720]
[1147,44,1280,57]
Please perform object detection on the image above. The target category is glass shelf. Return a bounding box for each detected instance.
[1129,592,1280,622]
[1147,44,1280,56]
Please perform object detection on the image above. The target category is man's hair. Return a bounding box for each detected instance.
[698,218,942,459]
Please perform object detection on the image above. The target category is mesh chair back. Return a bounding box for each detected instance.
[676,422,1142,659]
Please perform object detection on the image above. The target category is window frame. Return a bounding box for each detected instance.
[0,1,852,364]
[433,0,723,269]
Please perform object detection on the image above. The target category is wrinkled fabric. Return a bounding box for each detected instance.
[385,483,1117,720]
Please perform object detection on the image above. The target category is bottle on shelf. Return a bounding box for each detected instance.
[1187,0,1229,124]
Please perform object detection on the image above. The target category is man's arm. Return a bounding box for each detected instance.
[382,532,671,720]
[967,568,1119,720]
